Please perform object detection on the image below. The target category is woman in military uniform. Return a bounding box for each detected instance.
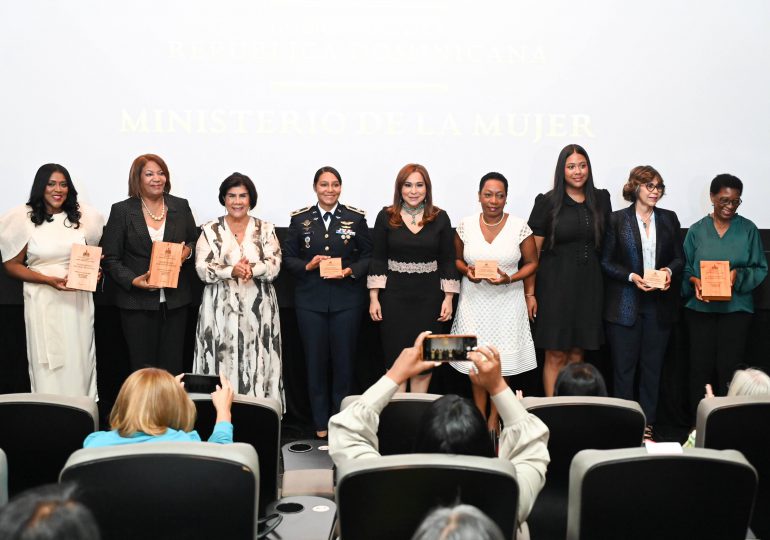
[283,166,372,438]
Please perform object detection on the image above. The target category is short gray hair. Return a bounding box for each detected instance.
[411,504,504,540]
[727,368,770,397]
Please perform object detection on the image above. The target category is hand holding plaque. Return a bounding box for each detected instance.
[319,257,343,278]
[643,269,668,289]
[148,241,183,288]
[700,260,731,301]
[474,260,499,280]
[66,244,102,292]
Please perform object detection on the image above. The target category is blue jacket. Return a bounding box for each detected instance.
[601,205,684,326]
[283,203,372,312]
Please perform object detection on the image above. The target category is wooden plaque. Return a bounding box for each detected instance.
[319,257,343,278]
[148,241,183,288]
[643,269,667,289]
[66,244,102,292]
[700,260,731,301]
[474,260,499,280]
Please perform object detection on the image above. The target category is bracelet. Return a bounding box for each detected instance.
[506,274,512,284]
[525,293,535,297]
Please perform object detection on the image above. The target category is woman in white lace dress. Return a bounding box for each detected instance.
[451,172,539,430]
[193,173,284,410]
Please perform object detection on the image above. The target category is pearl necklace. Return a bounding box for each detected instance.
[401,202,424,225]
[141,197,166,222]
[481,213,505,227]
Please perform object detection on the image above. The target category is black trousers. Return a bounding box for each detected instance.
[605,298,671,425]
[685,309,752,416]
[296,306,362,431]
[120,304,188,375]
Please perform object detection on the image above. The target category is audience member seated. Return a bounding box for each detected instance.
[411,504,504,540]
[329,331,550,525]
[84,369,234,447]
[685,367,770,447]
[0,483,100,540]
[553,363,608,397]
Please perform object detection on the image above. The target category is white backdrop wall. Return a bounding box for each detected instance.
[1,0,769,228]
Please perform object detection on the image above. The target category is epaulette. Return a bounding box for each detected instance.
[290,206,312,217]
[345,204,366,216]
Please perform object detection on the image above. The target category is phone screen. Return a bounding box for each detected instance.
[182,374,220,394]
[422,334,477,361]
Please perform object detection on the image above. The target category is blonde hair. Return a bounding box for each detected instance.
[109,368,196,437]
[727,368,770,397]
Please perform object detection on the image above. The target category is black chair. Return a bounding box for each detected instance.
[190,393,281,515]
[0,393,97,496]
[60,442,259,540]
[336,453,519,540]
[696,395,770,538]
[567,447,757,540]
[281,438,334,471]
[0,448,7,506]
[520,396,646,540]
[264,496,337,540]
[340,392,440,455]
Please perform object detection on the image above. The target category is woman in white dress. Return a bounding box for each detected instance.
[0,164,103,399]
[193,173,284,409]
[451,172,539,431]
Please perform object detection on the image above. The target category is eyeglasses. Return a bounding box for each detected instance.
[716,198,742,207]
[643,182,665,193]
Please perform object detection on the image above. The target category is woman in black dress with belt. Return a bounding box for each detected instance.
[527,144,611,396]
[368,163,460,392]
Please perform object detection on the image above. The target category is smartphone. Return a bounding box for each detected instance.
[422,334,477,361]
[182,373,220,394]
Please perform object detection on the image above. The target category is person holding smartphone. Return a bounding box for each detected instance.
[84,369,234,447]
[329,331,550,528]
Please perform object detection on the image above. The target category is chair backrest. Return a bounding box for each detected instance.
[0,448,7,506]
[521,396,645,540]
[0,393,97,496]
[336,453,519,540]
[60,442,259,540]
[567,447,757,540]
[521,396,645,487]
[696,395,770,538]
[340,392,440,455]
[190,393,281,514]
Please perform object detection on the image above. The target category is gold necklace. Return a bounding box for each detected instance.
[141,197,165,221]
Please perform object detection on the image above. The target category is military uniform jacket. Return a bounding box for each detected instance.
[283,203,372,312]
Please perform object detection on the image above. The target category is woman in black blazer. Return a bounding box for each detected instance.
[601,166,683,435]
[101,154,198,374]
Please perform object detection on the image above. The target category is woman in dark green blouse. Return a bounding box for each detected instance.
[682,173,768,415]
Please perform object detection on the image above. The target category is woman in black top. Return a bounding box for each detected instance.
[368,163,460,393]
[101,154,198,375]
[527,144,611,396]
